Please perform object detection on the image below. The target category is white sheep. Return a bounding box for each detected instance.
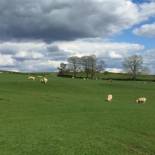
[40,77,48,84]
[27,76,35,81]
[136,97,147,104]
[106,94,113,102]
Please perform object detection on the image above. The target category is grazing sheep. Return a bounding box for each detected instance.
[40,77,48,84]
[27,76,35,81]
[83,78,86,80]
[106,94,113,102]
[136,97,147,104]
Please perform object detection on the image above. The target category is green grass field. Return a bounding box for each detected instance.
[0,73,155,155]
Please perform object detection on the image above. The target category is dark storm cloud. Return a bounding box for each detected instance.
[45,45,70,60]
[0,0,145,42]
[46,45,60,52]
[13,57,40,62]
[0,0,95,41]
[0,48,16,55]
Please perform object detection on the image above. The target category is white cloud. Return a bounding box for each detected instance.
[0,41,69,72]
[139,1,155,19]
[14,50,44,60]
[48,60,67,68]
[143,48,155,73]
[133,22,155,37]
[0,39,145,72]
[54,39,144,58]
[0,39,155,73]
[0,54,15,66]
[109,51,124,59]
[106,68,124,73]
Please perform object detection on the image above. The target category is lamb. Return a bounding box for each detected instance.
[40,77,48,84]
[27,76,35,80]
[136,97,147,104]
[106,94,113,102]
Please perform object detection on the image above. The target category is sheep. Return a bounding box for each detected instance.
[106,94,113,102]
[40,77,48,84]
[136,97,147,104]
[27,76,35,81]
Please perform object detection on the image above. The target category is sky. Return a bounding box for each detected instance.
[0,0,155,73]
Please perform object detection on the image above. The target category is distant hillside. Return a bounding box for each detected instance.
[57,71,155,81]
[0,70,155,81]
[96,72,155,81]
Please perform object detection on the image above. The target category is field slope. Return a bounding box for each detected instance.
[0,73,155,155]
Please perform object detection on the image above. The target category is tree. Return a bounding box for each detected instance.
[80,55,97,79]
[81,56,90,78]
[57,63,67,76]
[67,56,80,77]
[89,55,97,79]
[123,55,143,80]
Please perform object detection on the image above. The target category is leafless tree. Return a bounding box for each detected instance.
[80,55,97,79]
[123,55,143,80]
[57,63,67,76]
[68,56,80,77]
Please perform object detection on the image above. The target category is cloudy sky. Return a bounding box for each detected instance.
[0,0,155,73]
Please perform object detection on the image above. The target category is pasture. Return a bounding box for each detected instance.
[0,73,155,155]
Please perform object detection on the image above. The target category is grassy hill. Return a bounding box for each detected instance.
[0,73,155,155]
[57,71,155,81]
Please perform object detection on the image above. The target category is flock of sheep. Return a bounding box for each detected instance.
[28,75,147,104]
[79,78,147,104]
[106,94,147,104]
[27,75,48,84]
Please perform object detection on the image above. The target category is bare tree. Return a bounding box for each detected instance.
[58,55,105,79]
[81,56,90,78]
[89,55,97,79]
[67,56,80,77]
[80,55,97,79]
[57,63,67,76]
[123,55,143,80]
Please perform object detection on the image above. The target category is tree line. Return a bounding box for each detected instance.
[58,55,105,79]
[58,54,149,80]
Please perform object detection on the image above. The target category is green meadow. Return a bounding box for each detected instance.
[0,73,155,155]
